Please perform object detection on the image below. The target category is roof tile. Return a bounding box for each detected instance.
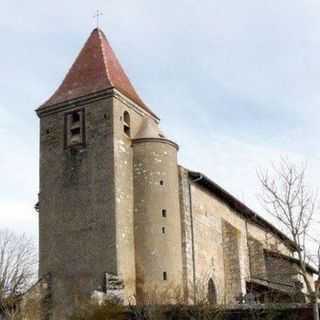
[40,28,157,118]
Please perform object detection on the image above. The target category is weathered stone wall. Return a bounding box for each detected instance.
[247,222,292,256]
[133,139,183,302]
[178,167,195,303]
[38,90,155,318]
[222,221,242,303]
[179,179,296,305]
[265,254,299,288]
[248,236,267,279]
[187,183,249,304]
[112,92,152,300]
[39,95,118,319]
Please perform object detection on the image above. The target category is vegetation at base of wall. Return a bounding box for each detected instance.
[69,299,127,320]
[68,301,317,320]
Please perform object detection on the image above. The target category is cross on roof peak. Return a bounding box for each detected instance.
[93,10,103,28]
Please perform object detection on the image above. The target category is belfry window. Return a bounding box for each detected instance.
[65,109,85,148]
[72,111,80,123]
[123,111,130,137]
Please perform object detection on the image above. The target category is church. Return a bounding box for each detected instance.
[36,28,315,319]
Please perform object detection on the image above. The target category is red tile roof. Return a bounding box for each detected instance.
[40,28,157,118]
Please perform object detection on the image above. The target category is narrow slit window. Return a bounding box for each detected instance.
[162,209,167,218]
[162,227,166,234]
[160,180,164,186]
[123,111,131,137]
[163,272,167,281]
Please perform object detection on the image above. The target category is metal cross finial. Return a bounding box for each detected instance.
[93,10,103,28]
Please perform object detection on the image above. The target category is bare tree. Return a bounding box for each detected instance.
[258,158,319,320]
[0,229,37,317]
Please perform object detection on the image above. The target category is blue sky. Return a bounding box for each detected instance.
[1,0,320,248]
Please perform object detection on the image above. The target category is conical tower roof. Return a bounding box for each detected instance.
[134,118,166,140]
[39,28,157,118]
[133,118,179,150]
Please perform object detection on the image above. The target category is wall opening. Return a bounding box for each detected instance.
[123,111,131,137]
[163,272,167,281]
[162,227,166,234]
[72,111,80,123]
[162,209,167,217]
[65,109,85,148]
[160,180,164,186]
[207,278,217,304]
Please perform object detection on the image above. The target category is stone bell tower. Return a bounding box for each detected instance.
[36,28,160,319]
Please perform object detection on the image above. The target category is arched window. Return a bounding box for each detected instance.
[207,278,217,304]
[123,111,130,137]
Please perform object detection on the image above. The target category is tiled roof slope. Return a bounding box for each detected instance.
[40,28,157,118]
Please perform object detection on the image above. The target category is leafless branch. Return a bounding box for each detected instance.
[0,229,37,314]
[258,158,318,300]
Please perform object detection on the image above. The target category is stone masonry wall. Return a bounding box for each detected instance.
[112,93,150,300]
[188,183,248,304]
[178,167,195,303]
[39,96,118,319]
[265,254,298,288]
[248,236,267,279]
[133,140,183,302]
[222,220,242,303]
[180,181,296,305]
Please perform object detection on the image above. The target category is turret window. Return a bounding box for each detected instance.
[65,109,85,148]
[123,111,131,137]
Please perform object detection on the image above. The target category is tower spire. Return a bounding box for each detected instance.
[39,28,158,119]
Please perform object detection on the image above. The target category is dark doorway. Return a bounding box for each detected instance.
[208,278,217,304]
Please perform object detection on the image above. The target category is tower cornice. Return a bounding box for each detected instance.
[36,87,159,122]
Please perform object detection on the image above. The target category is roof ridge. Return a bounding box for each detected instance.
[97,29,113,88]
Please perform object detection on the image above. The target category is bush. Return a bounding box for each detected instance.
[69,299,126,320]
